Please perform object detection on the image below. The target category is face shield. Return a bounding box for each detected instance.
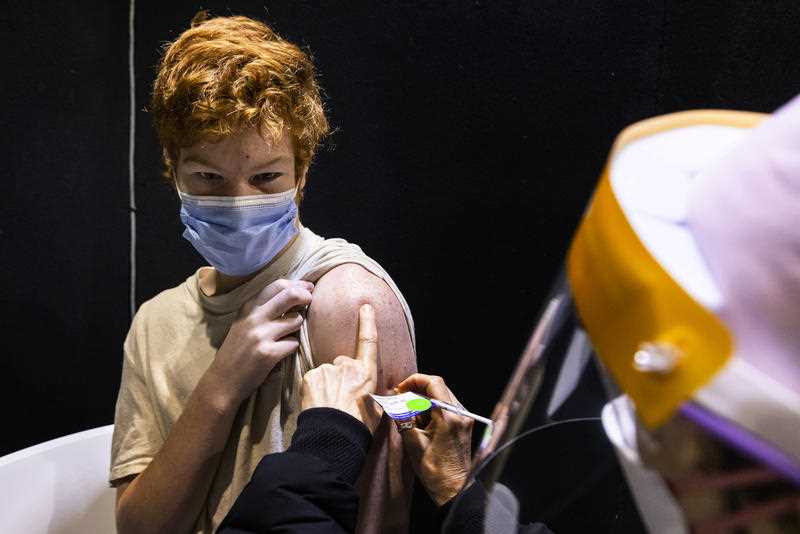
[444,98,800,533]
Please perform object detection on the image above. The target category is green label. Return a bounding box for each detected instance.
[406,398,432,412]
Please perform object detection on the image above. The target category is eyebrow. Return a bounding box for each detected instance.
[180,155,221,172]
[180,154,290,174]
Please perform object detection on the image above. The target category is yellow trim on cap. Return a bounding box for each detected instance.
[567,110,765,428]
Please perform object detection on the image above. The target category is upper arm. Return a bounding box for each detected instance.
[307,264,417,532]
[110,310,163,494]
[307,263,416,393]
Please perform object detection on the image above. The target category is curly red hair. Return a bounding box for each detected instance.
[151,11,329,195]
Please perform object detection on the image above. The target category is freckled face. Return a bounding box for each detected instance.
[175,128,296,196]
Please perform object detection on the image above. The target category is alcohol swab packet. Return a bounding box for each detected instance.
[370,391,493,426]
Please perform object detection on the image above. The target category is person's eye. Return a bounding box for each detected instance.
[195,172,223,181]
[251,172,282,183]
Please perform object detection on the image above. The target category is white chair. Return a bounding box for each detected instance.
[0,426,117,534]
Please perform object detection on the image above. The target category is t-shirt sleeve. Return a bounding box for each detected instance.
[109,313,164,486]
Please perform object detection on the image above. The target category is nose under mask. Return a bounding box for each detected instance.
[178,188,299,276]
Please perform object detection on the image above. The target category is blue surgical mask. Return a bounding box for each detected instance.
[178,188,299,276]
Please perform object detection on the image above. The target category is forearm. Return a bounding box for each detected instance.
[356,417,414,534]
[386,423,415,529]
[116,371,239,534]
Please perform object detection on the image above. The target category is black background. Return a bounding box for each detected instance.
[2,1,799,457]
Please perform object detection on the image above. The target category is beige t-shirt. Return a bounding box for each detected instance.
[109,226,416,533]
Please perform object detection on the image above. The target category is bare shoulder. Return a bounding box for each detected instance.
[310,263,399,313]
[307,264,416,389]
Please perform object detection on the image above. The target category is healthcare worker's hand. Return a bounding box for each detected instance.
[300,304,383,434]
[207,278,314,408]
[395,374,473,506]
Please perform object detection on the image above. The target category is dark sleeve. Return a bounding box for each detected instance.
[216,407,372,534]
[438,482,554,534]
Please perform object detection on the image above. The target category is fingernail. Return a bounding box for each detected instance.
[360,303,373,314]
